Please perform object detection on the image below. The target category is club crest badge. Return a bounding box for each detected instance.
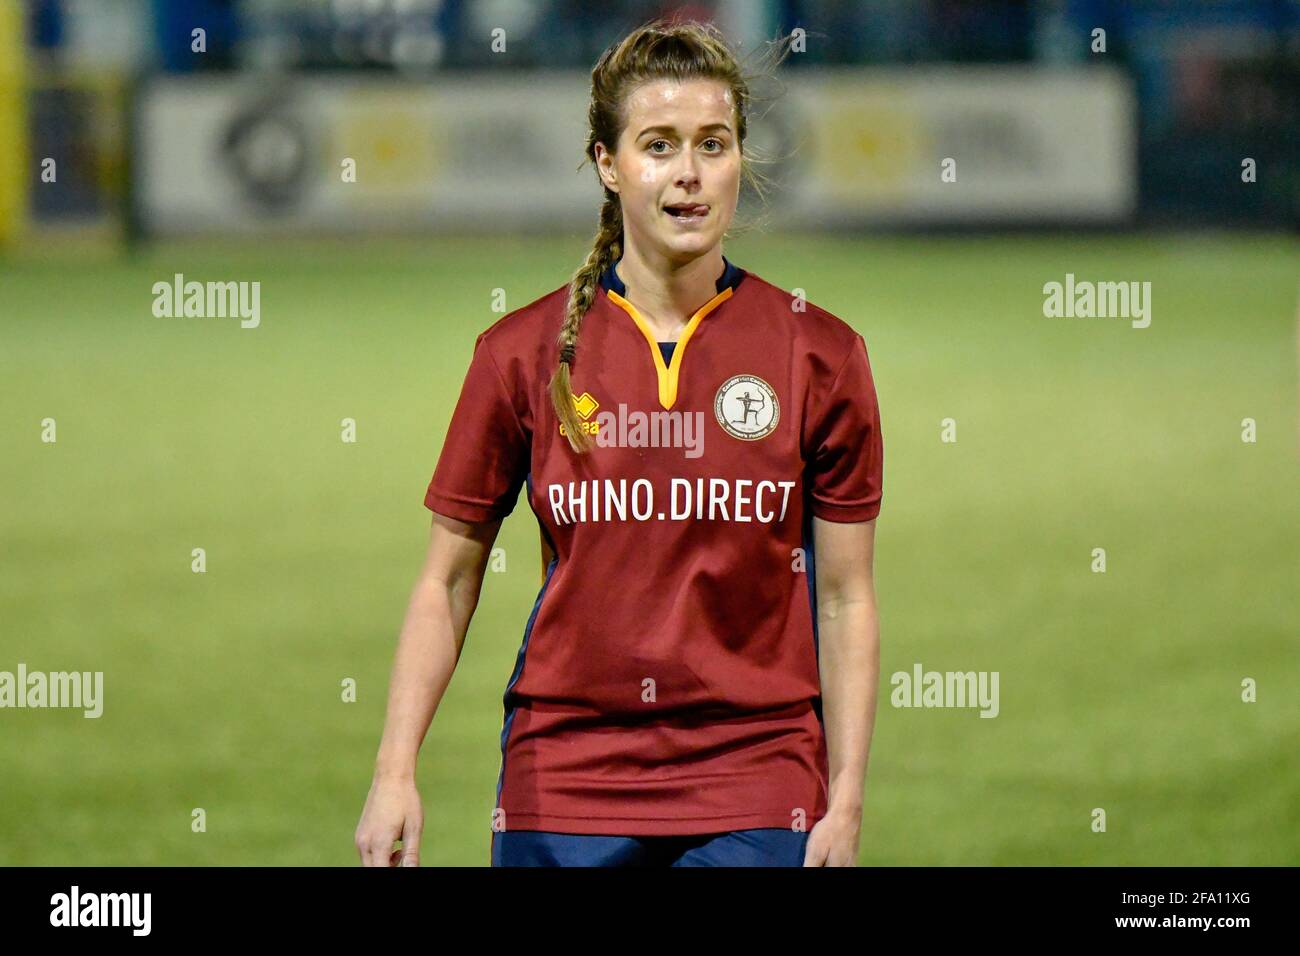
[714,374,779,440]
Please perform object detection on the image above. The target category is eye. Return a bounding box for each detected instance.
[648,137,726,154]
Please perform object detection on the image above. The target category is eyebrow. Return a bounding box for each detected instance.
[636,123,732,139]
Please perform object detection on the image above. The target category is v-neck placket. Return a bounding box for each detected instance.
[600,257,746,411]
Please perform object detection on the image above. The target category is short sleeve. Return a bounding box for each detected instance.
[423,332,530,523]
[805,334,883,522]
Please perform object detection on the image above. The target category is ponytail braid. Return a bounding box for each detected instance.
[550,195,622,453]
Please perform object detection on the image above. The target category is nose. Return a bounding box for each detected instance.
[673,149,700,191]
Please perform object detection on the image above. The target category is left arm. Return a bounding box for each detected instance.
[805,515,879,866]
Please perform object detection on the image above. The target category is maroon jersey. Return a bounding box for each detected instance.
[424,256,883,835]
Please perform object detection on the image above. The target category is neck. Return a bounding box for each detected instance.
[614,243,726,340]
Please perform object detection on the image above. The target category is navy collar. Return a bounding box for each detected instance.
[599,256,746,298]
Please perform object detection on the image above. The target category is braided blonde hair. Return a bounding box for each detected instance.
[550,17,792,453]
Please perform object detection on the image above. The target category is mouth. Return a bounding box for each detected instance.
[663,203,710,222]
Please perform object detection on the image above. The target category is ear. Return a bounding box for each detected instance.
[594,142,619,194]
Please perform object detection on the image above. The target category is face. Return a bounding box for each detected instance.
[595,77,741,265]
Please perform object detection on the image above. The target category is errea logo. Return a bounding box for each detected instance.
[559,391,601,437]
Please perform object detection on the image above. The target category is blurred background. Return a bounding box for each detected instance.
[3,0,1297,240]
[1,0,1296,866]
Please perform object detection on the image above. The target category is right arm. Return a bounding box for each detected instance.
[354,509,502,867]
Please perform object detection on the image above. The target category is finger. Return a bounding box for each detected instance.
[399,818,422,867]
[802,836,828,867]
[356,833,377,867]
[360,828,398,867]
[367,838,393,867]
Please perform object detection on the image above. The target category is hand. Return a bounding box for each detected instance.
[355,775,424,867]
[802,805,862,866]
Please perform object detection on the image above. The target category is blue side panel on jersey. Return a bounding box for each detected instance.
[801,501,825,728]
[496,553,557,808]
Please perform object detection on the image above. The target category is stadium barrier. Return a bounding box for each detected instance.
[130,66,1136,236]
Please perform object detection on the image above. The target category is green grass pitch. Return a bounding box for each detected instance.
[1,233,1296,865]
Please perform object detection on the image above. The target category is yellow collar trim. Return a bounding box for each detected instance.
[606,287,734,410]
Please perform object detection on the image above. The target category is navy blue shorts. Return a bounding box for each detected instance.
[491,828,810,867]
